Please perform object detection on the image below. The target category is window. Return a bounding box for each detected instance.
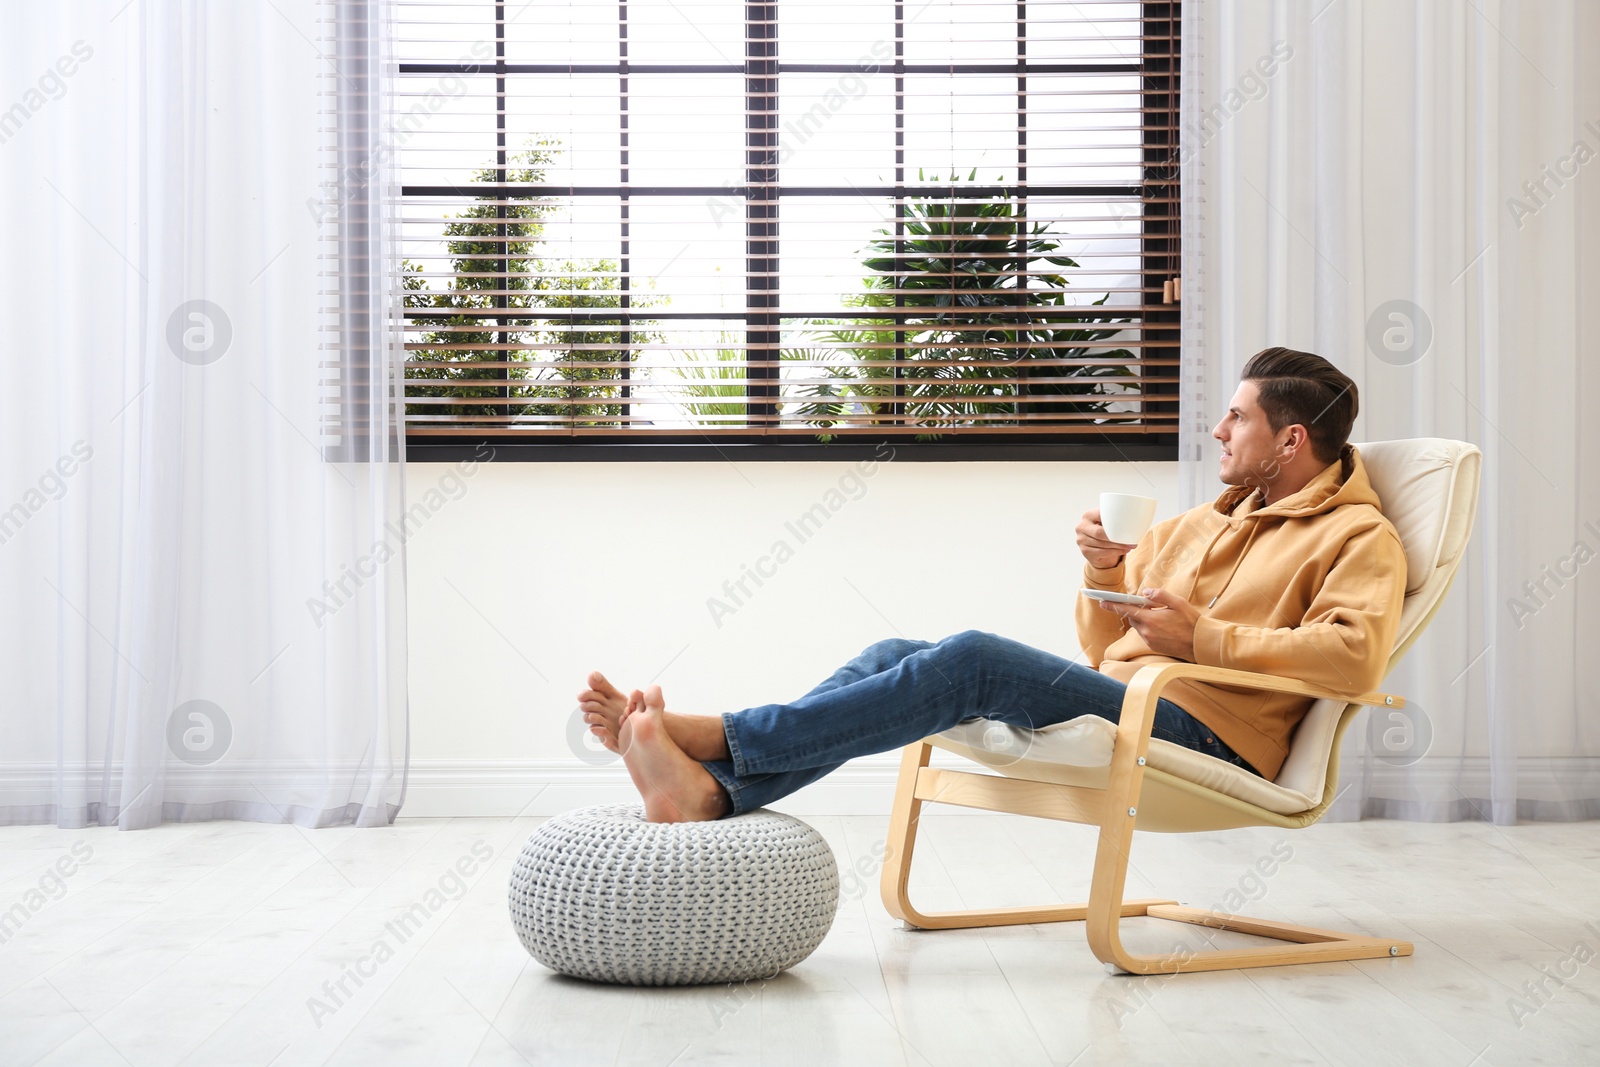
[396,0,1179,458]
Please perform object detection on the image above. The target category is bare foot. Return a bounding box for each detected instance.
[577,671,630,753]
[578,670,731,762]
[661,710,732,762]
[618,686,730,823]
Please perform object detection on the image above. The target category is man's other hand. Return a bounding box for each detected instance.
[1098,587,1200,661]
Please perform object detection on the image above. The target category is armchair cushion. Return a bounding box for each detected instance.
[1356,438,1482,638]
[932,717,1324,816]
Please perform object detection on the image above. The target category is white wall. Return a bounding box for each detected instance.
[403,455,1180,815]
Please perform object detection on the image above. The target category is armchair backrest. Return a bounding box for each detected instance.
[1273,439,1483,803]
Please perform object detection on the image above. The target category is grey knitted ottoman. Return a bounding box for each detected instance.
[508,804,840,986]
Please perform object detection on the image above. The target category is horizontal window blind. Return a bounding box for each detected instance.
[395,0,1180,445]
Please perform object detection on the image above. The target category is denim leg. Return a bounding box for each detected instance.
[1140,700,1258,772]
[702,630,1256,816]
[794,637,938,699]
[700,637,934,817]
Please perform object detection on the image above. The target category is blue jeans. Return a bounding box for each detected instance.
[701,630,1259,816]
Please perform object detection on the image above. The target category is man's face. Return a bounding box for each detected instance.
[1212,380,1283,489]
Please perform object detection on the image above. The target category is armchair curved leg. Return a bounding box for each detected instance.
[1088,873,1414,972]
[1083,691,1413,972]
[879,741,1174,930]
[879,740,935,927]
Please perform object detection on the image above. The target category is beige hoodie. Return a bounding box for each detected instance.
[1074,444,1407,780]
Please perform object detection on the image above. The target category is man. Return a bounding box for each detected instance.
[578,347,1407,822]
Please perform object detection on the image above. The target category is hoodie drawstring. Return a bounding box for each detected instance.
[1206,519,1262,609]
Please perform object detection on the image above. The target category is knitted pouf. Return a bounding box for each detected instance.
[508,804,840,986]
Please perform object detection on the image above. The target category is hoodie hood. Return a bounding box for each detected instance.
[1213,443,1376,520]
[1195,444,1378,607]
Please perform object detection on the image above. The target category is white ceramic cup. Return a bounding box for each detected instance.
[1099,492,1158,545]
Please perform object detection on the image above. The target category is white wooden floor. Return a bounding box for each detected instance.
[2,813,1597,1066]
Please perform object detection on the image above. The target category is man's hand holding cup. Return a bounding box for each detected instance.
[1076,493,1158,569]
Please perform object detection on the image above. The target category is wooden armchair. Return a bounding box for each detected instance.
[879,438,1482,973]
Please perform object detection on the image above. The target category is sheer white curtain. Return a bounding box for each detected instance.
[0,0,409,828]
[1180,0,1600,822]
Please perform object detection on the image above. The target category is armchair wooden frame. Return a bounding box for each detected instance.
[879,661,1414,974]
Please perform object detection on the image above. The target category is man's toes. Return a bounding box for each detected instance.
[643,685,666,714]
[589,671,624,698]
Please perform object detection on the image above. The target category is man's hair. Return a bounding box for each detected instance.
[1240,347,1358,464]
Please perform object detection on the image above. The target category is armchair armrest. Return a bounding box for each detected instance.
[1124,662,1403,716]
[1102,661,1403,794]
